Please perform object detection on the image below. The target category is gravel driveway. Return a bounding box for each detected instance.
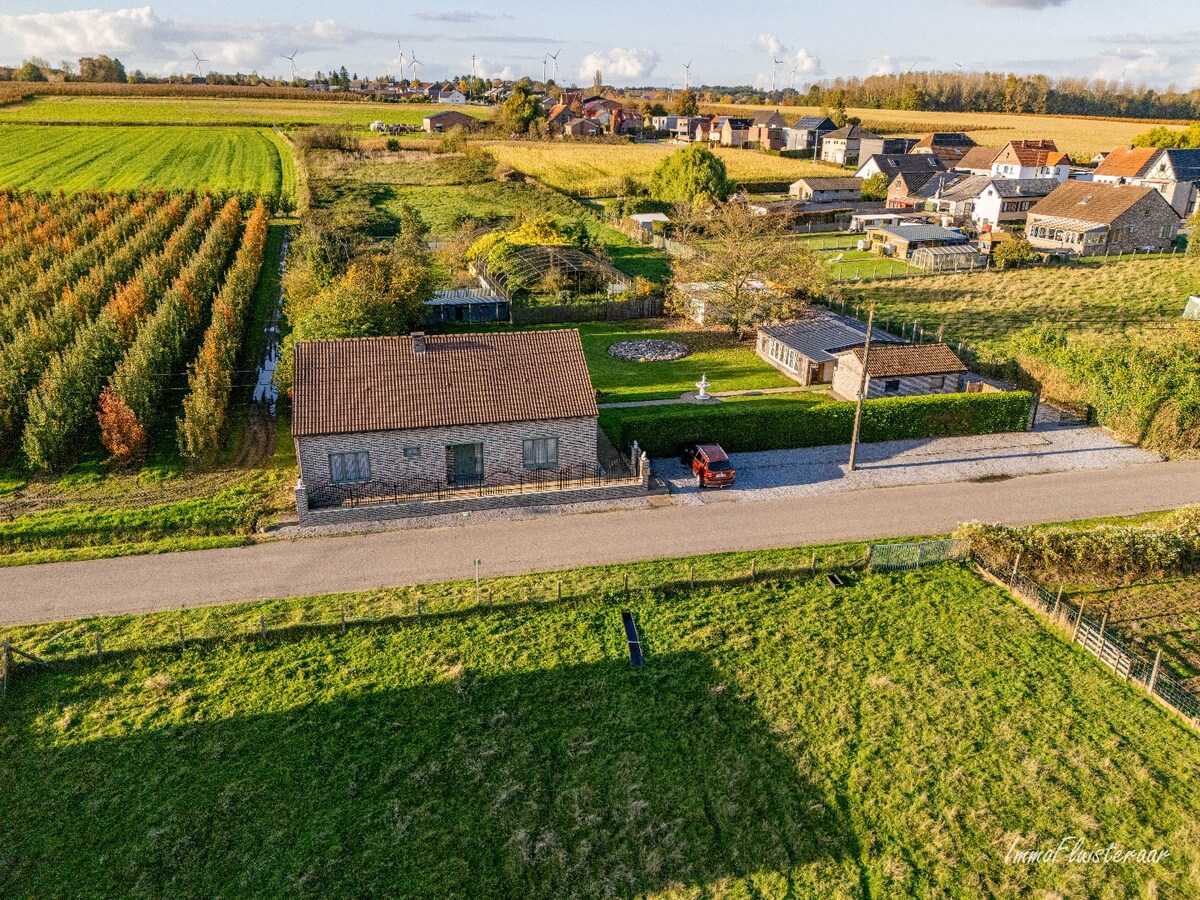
[655,425,1163,504]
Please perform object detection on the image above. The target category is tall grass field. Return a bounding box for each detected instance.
[703,103,1189,157]
[2,555,1198,897]
[481,141,843,196]
[0,125,295,199]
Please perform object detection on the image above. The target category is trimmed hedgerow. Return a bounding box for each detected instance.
[604,391,1033,458]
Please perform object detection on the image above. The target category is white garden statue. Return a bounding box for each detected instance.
[696,374,711,401]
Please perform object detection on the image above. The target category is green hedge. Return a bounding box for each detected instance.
[603,391,1033,458]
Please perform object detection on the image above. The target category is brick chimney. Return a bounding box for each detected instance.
[412,331,426,355]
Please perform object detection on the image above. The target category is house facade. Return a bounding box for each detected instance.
[783,116,837,153]
[718,117,754,147]
[1095,147,1200,217]
[971,177,1061,228]
[291,331,602,515]
[831,344,968,400]
[990,140,1071,182]
[821,125,881,165]
[855,152,945,183]
[1025,181,1181,255]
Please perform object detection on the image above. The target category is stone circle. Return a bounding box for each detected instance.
[607,339,690,362]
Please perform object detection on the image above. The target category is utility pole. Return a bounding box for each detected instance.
[848,303,875,472]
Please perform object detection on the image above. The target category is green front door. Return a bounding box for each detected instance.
[447,443,483,484]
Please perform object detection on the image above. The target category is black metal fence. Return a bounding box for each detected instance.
[510,295,665,326]
[307,464,641,510]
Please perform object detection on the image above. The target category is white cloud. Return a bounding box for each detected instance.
[0,6,377,76]
[868,55,897,77]
[753,32,822,82]
[1090,47,1170,83]
[578,47,659,83]
[470,57,517,81]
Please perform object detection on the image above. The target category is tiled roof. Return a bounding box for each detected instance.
[292,330,598,438]
[1093,146,1159,179]
[848,343,968,377]
[1027,181,1164,226]
[987,177,1061,199]
[826,124,881,140]
[955,146,1002,171]
[1158,149,1200,184]
[1000,139,1067,168]
[912,132,977,149]
[861,153,946,179]
[929,173,991,202]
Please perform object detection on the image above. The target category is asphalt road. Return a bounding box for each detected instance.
[3,460,1199,626]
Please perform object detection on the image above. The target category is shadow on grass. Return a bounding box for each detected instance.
[1,652,852,897]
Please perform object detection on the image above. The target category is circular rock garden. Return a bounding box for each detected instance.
[607,339,690,362]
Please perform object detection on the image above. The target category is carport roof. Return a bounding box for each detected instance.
[760,311,903,365]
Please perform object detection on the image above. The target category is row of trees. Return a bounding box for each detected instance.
[0,195,192,450]
[21,199,218,470]
[178,200,271,465]
[3,55,127,84]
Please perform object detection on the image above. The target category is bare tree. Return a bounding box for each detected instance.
[667,202,828,338]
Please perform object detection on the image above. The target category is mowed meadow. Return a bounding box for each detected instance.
[704,103,1190,157]
[3,555,1200,897]
[0,125,295,200]
[482,140,841,196]
[0,95,490,128]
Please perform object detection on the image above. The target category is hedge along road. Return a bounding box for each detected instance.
[3,460,1200,626]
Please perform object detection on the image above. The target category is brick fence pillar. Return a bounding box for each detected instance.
[640,452,651,489]
[294,478,310,524]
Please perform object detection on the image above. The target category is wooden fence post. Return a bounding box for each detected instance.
[811,551,818,573]
[341,602,348,633]
[487,590,493,614]
[750,559,756,584]
[556,579,561,602]
[260,614,267,640]
[177,623,185,648]
[1071,604,1085,644]
[1051,587,1062,621]
[94,633,103,662]
[417,598,424,622]
[1009,553,1021,587]
[624,572,630,595]
[1148,649,1163,696]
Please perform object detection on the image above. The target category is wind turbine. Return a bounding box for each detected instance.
[280,50,299,81]
[683,58,693,91]
[396,42,405,79]
[541,54,548,84]
[770,55,783,93]
[549,49,561,82]
[408,50,422,81]
[790,64,799,91]
[190,49,209,77]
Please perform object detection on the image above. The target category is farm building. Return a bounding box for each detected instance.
[424,289,509,325]
[422,110,480,133]
[1025,181,1181,255]
[910,244,986,272]
[563,118,604,138]
[953,146,1003,175]
[821,125,881,165]
[625,212,670,242]
[790,177,864,202]
[867,224,969,258]
[291,331,603,518]
[756,310,903,386]
[832,343,969,400]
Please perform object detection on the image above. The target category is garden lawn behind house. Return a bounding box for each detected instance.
[2,556,1199,898]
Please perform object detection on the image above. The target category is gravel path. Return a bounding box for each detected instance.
[655,425,1162,504]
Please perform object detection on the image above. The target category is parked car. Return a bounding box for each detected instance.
[680,443,737,488]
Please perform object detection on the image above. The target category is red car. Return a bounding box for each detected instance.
[680,443,737,488]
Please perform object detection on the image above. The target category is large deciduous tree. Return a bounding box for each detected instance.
[649,144,732,204]
[668,202,829,338]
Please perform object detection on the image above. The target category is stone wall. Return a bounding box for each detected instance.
[296,417,599,492]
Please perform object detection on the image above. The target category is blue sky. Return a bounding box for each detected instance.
[2,2,1198,89]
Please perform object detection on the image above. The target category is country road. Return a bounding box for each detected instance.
[2,460,1199,626]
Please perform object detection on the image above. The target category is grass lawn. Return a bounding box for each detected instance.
[842,254,1200,363]
[480,140,848,197]
[3,554,1199,897]
[0,95,489,128]
[0,125,295,200]
[572,320,799,402]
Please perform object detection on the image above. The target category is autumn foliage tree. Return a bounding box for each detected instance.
[97,386,146,465]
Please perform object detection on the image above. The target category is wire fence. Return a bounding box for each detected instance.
[973,553,1200,732]
[867,539,968,572]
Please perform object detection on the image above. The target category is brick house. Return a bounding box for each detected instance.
[1025,181,1181,255]
[832,344,968,400]
[291,331,602,513]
